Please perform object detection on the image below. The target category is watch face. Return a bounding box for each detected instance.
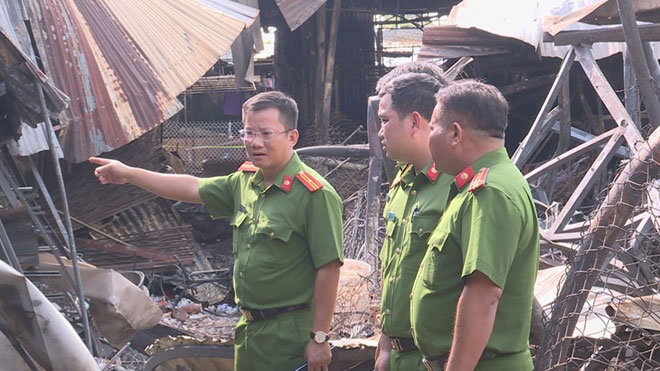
[314,332,327,343]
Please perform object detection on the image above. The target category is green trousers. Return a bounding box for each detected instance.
[234,308,313,371]
[389,348,426,371]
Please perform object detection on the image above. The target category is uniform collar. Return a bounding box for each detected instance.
[398,160,440,187]
[251,152,302,193]
[454,147,509,190]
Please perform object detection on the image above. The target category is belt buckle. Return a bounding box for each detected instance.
[422,357,433,371]
[242,309,253,321]
[391,338,402,352]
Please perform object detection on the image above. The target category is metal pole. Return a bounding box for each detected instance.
[0,216,22,272]
[27,157,70,247]
[36,82,92,351]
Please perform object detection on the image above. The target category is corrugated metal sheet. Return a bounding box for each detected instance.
[276,0,327,31]
[7,122,64,157]
[25,0,256,163]
[420,0,660,61]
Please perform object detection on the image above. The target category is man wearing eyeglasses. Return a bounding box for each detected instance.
[90,91,344,371]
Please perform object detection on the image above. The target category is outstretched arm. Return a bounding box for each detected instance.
[89,157,203,204]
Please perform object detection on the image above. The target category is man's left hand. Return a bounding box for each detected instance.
[305,341,332,371]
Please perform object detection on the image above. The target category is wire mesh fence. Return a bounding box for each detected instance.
[161,120,247,176]
[536,157,660,370]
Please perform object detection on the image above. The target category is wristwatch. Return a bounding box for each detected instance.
[310,331,330,344]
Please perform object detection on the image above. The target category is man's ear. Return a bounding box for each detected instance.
[410,111,423,130]
[289,129,299,147]
[451,121,463,147]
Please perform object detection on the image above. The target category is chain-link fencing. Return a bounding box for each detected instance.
[536,156,660,370]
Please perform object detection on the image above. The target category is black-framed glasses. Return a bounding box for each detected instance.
[239,129,292,141]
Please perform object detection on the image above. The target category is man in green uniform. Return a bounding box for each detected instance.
[411,80,538,371]
[374,72,452,371]
[89,91,344,371]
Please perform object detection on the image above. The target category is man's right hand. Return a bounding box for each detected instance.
[374,333,391,371]
[89,157,131,185]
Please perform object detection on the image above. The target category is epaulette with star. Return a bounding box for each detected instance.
[296,171,324,192]
[468,167,489,192]
[238,161,259,172]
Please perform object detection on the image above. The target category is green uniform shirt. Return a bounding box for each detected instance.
[410,148,539,370]
[380,161,452,338]
[199,153,344,310]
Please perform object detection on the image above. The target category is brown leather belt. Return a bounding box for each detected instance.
[240,303,309,321]
[422,349,508,371]
[390,337,418,352]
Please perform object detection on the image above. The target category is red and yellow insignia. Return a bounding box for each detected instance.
[238,161,259,172]
[455,165,474,188]
[281,175,293,192]
[468,167,489,192]
[296,171,324,192]
[426,163,440,183]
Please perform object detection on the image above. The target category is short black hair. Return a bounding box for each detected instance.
[380,73,446,121]
[375,61,446,95]
[435,79,509,138]
[242,91,299,130]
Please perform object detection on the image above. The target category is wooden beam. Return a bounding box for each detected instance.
[296,144,369,158]
[552,23,660,46]
[576,45,644,147]
[525,127,619,182]
[624,46,642,128]
[513,106,562,168]
[513,47,575,168]
[364,97,383,274]
[617,0,660,128]
[549,128,626,234]
[319,0,341,144]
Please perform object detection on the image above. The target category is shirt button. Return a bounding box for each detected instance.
[385,309,391,315]
[239,272,244,277]
[401,218,408,225]
[418,227,424,233]
[389,277,394,283]
[411,190,417,196]
[252,218,257,224]
[246,243,251,249]
[269,231,275,238]
[395,248,401,254]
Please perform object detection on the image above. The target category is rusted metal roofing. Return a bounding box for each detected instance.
[24,0,256,163]
[276,0,327,31]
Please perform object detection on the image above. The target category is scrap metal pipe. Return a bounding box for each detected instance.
[538,123,660,370]
[37,82,92,351]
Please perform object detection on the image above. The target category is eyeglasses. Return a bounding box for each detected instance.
[239,129,292,141]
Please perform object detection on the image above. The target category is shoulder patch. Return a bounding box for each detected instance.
[238,161,259,172]
[468,167,489,193]
[296,171,324,192]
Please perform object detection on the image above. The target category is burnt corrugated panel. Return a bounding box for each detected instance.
[77,225,196,271]
[25,0,255,163]
[276,0,327,31]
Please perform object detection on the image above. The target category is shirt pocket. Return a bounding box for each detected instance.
[402,216,438,273]
[421,230,449,289]
[254,223,296,267]
[230,212,248,254]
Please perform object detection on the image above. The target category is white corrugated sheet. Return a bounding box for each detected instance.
[445,0,660,60]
